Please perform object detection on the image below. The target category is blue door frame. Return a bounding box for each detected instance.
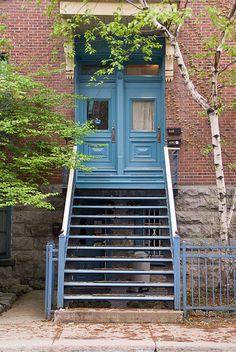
[75,40,165,189]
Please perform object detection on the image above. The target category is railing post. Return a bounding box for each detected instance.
[182,241,187,317]
[45,241,54,319]
[57,233,66,308]
[173,235,181,310]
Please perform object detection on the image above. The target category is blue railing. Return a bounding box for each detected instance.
[182,241,236,317]
[45,241,57,319]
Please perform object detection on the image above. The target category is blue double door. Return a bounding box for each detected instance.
[77,69,165,188]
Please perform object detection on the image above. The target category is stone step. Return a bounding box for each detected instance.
[54,308,183,323]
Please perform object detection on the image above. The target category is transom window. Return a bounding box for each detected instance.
[126,64,160,76]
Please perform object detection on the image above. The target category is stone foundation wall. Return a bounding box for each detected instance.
[1,185,236,289]
[176,186,236,242]
[0,185,65,289]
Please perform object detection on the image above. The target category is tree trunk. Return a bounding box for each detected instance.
[209,110,228,243]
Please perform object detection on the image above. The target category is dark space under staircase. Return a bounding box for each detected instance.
[62,188,175,308]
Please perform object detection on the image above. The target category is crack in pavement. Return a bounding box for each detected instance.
[52,325,64,344]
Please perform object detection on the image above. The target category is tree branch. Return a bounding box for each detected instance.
[219,60,236,75]
[152,17,210,111]
[227,189,236,231]
[126,0,142,11]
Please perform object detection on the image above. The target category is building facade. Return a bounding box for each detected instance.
[0,0,235,297]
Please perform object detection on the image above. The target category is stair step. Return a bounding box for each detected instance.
[71,215,169,219]
[70,225,169,229]
[72,205,167,209]
[65,269,174,274]
[64,281,174,287]
[67,246,171,251]
[66,257,172,262]
[69,235,171,240]
[74,196,167,200]
[64,294,174,301]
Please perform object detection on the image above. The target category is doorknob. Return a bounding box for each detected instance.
[112,127,115,143]
[157,127,161,143]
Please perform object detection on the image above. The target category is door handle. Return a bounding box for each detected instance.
[112,127,115,143]
[157,127,161,143]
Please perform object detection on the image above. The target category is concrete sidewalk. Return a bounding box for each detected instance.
[1,291,236,352]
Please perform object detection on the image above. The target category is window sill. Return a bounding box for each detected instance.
[0,258,15,266]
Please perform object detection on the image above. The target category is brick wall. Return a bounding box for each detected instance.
[166,0,236,185]
[1,0,235,186]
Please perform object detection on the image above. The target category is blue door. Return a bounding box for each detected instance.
[77,62,165,188]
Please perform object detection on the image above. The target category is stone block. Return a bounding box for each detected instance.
[54,308,183,324]
[10,284,32,295]
[12,237,34,251]
[0,293,17,309]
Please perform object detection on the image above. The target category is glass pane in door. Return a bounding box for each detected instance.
[132,100,154,131]
[87,100,109,130]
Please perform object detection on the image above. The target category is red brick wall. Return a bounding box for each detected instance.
[1,0,235,186]
[166,0,236,185]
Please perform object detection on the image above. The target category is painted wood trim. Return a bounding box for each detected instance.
[60,1,172,16]
[164,146,178,236]
[61,146,76,234]
[165,39,174,82]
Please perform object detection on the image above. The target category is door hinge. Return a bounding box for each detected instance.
[112,127,115,143]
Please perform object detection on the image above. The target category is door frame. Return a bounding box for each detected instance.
[75,38,166,188]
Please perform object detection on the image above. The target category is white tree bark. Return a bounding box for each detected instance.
[209,111,228,242]
[228,189,236,232]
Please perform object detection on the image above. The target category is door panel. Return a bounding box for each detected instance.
[124,82,161,174]
[78,83,117,174]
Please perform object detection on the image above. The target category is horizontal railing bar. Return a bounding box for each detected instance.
[65,269,174,274]
[71,215,169,219]
[74,196,167,200]
[68,235,171,240]
[64,282,174,287]
[64,295,174,301]
[67,246,171,251]
[184,306,236,311]
[186,254,236,259]
[183,245,236,250]
[65,257,172,262]
[70,225,170,229]
[72,205,167,209]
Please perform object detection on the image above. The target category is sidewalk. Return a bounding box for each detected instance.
[1,290,236,352]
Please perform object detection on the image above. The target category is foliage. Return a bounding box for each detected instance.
[0,60,92,209]
[48,1,235,111]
